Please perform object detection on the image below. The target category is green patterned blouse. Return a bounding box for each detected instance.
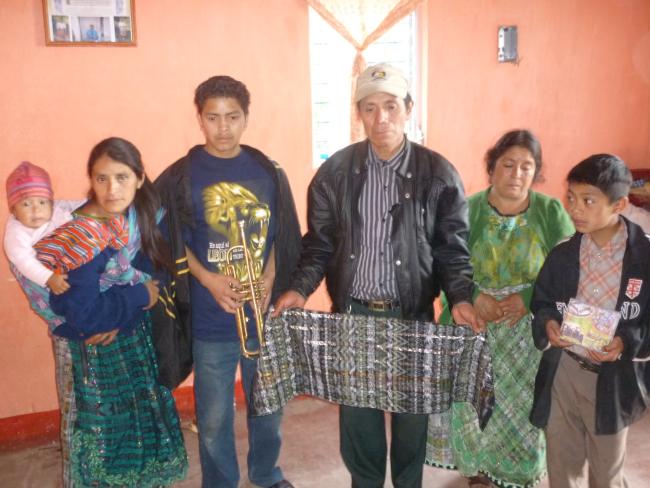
[467,188,575,307]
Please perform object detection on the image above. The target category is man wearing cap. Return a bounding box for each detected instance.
[274,63,480,487]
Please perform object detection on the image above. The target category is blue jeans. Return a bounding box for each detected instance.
[193,338,284,488]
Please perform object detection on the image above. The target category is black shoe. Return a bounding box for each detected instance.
[268,480,294,488]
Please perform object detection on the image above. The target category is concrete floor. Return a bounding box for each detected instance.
[1,397,649,487]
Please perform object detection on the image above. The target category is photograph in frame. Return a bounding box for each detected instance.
[42,0,136,46]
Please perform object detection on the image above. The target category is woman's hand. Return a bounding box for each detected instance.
[85,329,119,346]
[497,293,528,327]
[588,336,624,363]
[143,280,160,310]
[545,319,573,348]
[47,273,70,295]
[474,293,503,324]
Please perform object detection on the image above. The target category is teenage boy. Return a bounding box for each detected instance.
[530,154,650,487]
[155,76,301,488]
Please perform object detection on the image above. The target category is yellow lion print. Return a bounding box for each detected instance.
[202,182,270,280]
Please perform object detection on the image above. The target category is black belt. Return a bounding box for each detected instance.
[565,350,601,374]
[351,297,400,312]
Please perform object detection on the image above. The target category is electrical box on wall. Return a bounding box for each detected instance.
[498,25,518,63]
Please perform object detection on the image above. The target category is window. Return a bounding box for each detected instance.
[309,8,421,167]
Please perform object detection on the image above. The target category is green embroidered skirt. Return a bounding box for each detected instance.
[69,315,187,487]
[426,315,546,488]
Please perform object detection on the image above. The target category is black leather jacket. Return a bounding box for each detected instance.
[290,139,474,321]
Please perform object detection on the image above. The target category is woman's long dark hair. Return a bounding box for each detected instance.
[87,137,171,272]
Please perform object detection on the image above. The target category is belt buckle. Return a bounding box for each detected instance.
[367,299,388,312]
[351,297,398,312]
[567,350,600,374]
[368,299,396,312]
[578,359,600,374]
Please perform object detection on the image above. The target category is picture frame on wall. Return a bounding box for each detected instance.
[42,0,136,46]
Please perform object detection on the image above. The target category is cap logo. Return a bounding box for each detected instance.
[371,69,387,80]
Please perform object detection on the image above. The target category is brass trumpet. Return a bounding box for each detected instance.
[225,220,266,358]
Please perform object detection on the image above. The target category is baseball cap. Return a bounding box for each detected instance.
[354,63,409,102]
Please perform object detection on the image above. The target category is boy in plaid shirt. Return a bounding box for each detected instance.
[530,154,650,487]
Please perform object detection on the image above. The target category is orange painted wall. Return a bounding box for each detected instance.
[1,0,649,422]
[425,0,650,197]
[0,0,314,419]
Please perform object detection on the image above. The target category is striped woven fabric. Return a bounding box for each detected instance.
[252,309,494,428]
[68,316,188,486]
[34,214,129,273]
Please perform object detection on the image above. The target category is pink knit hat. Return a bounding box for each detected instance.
[6,161,53,209]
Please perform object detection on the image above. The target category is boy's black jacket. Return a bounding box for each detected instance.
[530,217,650,434]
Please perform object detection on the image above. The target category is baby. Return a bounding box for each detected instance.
[4,161,86,487]
[3,161,83,326]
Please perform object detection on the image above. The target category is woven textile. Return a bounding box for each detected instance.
[34,214,128,274]
[252,309,494,427]
[68,315,187,487]
[10,261,64,330]
[98,206,161,291]
[52,335,75,488]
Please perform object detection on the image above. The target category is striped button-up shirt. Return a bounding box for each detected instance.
[350,139,409,301]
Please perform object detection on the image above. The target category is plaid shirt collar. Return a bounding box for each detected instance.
[582,218,627,261]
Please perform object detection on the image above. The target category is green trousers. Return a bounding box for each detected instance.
[340,300,428,488]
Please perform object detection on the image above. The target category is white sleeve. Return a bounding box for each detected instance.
[3,218,53,287]
[54,199,85,216]
[622,204,650,234]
